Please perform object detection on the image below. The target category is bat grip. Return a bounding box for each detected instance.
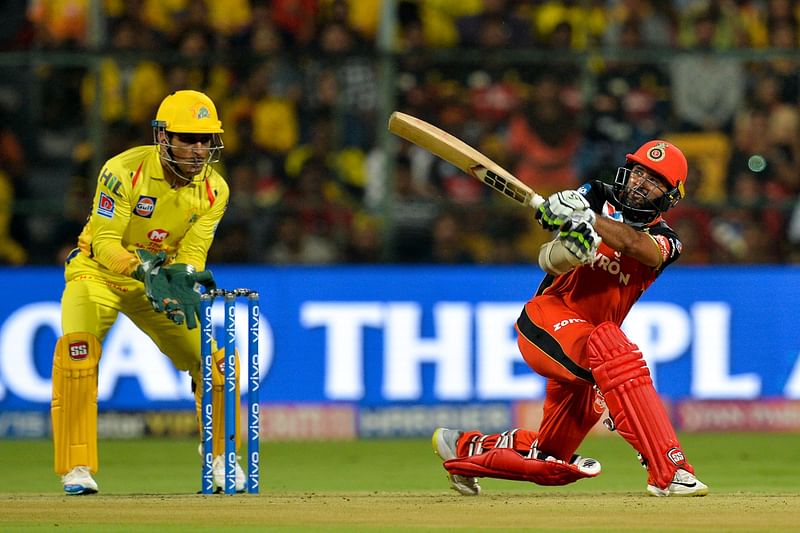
[531,193,545,209]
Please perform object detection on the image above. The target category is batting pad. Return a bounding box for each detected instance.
[444,448,600,486]
[194,347,240,457]
[588,322,691,489]
[51,332,101,475]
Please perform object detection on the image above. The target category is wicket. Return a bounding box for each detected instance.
[200,288,260,495]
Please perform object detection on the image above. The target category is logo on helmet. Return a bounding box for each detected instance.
[195,105,210,119]
[646,142,668,162]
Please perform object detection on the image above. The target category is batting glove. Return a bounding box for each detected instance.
[536,190,595,231]
[558,213,601,264]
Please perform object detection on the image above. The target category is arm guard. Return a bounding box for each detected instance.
[538,239,582,275]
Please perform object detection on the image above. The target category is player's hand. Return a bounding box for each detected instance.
[558,213,601,264]
[162,264,217,329]
[536,190,595,231]
[132,250,182,318]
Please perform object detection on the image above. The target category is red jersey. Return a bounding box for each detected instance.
[536,180,682,326]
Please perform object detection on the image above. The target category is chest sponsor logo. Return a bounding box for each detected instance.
[591,251,631,286]
[134,196,157,218]
[97,192,115,218]
[147,229,169,243]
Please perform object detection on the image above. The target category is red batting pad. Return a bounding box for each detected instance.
[444,448,599,486]
[588,322,692,489]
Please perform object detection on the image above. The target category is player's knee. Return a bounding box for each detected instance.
[53,332,102,371]
[587,322,650,391]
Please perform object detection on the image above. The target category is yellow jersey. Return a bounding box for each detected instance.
[76,145,229,276]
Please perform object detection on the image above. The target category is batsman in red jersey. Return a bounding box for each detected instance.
[433,140,709,497]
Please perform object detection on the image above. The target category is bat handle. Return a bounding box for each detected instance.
[531,193,545,209]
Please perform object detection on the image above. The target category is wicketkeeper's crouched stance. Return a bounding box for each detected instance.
[433,141,708,497]
[51,90,246,495]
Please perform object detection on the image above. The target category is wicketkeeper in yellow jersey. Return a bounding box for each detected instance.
[52,90,245,494]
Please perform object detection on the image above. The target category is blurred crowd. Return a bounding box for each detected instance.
[1,0,800,265]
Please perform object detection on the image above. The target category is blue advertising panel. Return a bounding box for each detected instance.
[0,265,798,412]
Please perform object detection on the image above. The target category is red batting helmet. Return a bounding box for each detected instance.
[614,140,687,224]
[626,140,687,200]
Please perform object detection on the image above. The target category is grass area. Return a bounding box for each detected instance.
[2,433,799,531]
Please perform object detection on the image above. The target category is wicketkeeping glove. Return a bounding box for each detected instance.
[132,250,183,319]
[162,264,217,330]
[558,213,601,264]
[536,190,595,231]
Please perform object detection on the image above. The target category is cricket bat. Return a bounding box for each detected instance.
[387,111,544,209]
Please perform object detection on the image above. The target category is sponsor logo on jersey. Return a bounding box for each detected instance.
[147,229,169,242]
[97,192,115,218]
[591,252,631,286]
[552,317,587,332]
[654,234,672,260]
[603,201,623,222]
[134,196,157,218]
[99,167,123,195]
[68,341,89,361]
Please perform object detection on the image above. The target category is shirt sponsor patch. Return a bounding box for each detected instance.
[653,234,672,259]
[147,228,169,242]
[603,201,623,222]
[97,192,115,218]
[134,195,157,218]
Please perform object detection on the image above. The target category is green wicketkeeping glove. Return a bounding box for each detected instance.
[162,264,217,330]
[131,250,183,321]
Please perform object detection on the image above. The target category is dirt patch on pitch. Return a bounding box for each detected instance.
[2,492,798,531]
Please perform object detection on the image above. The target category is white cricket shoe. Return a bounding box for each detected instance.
[432,428,481,496]
[570,455,603,476]
[61,466,98,495]
[647,468,709,497]
[212,454,246,493]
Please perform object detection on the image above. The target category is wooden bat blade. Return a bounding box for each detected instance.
[388,111,544,208]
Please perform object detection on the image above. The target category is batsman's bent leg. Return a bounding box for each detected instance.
[588,322,708,496]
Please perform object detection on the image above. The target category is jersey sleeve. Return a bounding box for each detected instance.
[648,222,682,272]
[173,176,229,271]
[84,161,139,275]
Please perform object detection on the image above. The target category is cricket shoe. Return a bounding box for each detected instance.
[647,469,709,497]
[212,454,246,493]
[432,428,481,496]
[61,466,98,495]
